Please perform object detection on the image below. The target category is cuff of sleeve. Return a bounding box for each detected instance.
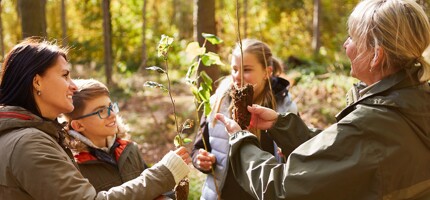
[229,130,257,145]
[267,113,287,132]
[160,151,190,184]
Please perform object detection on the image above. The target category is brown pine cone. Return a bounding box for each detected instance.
[230,84,254,129]
[174,178,189,200]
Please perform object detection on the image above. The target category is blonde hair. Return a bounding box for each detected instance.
[232,38,283,76]
[348,0,430,82]
[63,79,129,151]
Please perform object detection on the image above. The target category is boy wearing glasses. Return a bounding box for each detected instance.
[63,79,190,198]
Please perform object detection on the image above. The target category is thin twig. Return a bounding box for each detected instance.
[236,0,244,88]
[164,58,181,139]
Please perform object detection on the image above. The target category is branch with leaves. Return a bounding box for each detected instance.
[144,34,224,200]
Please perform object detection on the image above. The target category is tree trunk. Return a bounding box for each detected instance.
[18,0,47,38]
[194,0,220,90]
[312,0,321,55]
[61,0,67,46]
[139,0,148,70]
[102,0,113,86]
[175,0,193,39]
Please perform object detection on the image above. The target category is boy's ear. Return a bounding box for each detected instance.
[70,120,85,132]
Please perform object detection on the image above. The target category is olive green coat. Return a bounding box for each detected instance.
[229,69,430,200]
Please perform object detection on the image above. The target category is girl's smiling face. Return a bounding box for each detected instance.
[231,52,271,100]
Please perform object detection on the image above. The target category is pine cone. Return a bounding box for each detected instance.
[174,178,189,200]
[230,84,254,129]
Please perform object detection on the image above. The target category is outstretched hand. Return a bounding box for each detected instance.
[248,104,278,130]
[215,104,278,135]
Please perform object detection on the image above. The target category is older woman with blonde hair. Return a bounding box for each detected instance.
[216,0,430,199]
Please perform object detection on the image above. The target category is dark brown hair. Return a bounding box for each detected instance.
[0,38,68,117]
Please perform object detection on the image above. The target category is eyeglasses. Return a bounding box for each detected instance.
[75,102,119,120]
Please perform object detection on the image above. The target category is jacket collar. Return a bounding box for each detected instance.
[68,129,117,152]
[336,68,423,121]
[270,76,291,99]
[0,106,65,141]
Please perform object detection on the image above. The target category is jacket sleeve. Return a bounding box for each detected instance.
[267,113,321,156]
[11,130,183,200]
[229,114,381,200]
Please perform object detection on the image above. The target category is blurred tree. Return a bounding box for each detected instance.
[18,0,47,38]
[140,0,148,69]
[61,0,67,46]
[173,0,193,39]
[194,0,220,87]
[312,0,321,55]
[243,0,248,38]
[102,0,113,86]
[417,0,429,15]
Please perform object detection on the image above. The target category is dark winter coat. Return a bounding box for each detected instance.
[228,68,430,199]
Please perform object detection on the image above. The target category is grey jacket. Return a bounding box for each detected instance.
[229,69,430,199]
[0,106,177,200]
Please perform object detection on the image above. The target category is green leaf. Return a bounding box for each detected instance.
[202,33,223,45]
[201,52,224,66]
[198,85,211,101]
[204,101,212,116]
[183,138,192,145]
[200,71,213,86]
[191,86,201,102]
[143,81,167,92]
[146,66,166,74]
[157,35,174,58]
[185,42,206,62]
[185,62,198,84]
[174,135,182,147]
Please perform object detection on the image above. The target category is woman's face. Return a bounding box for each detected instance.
[231,52,270,99]
[74,95,118,147]
[34,56,77,119]
[343,37,373,84]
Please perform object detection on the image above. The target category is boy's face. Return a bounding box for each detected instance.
[74,95,118,147]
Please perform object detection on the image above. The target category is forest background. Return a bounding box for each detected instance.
[2,0,430,199]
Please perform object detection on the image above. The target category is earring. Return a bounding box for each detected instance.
[37,90,41,96]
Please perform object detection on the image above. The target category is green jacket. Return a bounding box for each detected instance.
[74,139,147,192]
[0,106,178,200]
[229,69,430,200]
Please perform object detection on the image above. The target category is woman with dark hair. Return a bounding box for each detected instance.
[0,39,190,200]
